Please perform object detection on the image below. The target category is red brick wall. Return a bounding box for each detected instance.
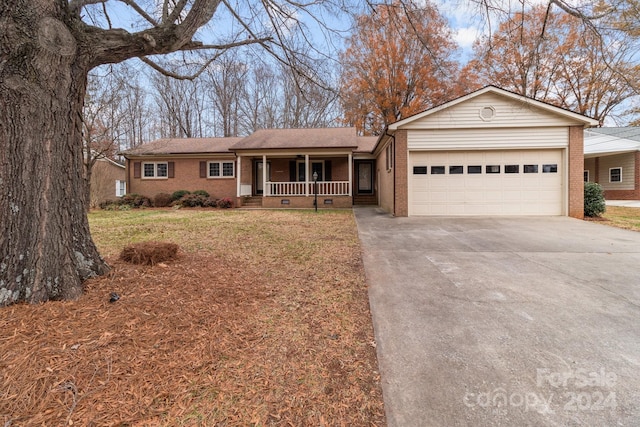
[261,195,352,209]
[568,126,584,219]
[127,157,237,200]
[377,139,395,214]
[394,130,408,217]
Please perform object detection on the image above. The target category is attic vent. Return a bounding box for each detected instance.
[480,106,496,121]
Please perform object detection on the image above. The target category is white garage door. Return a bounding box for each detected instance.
[409,150,564,216]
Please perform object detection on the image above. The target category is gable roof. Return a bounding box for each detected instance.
[585,127,640,157]
[355,136,378,153]
[230,127,359,150]
[387,86,600,130]
[121,137,242,156]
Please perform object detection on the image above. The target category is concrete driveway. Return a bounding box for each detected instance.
[354,208,640,426]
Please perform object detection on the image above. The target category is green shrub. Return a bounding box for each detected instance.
[217,198,233,209]
[177,193,207,207]
[584,182,606,217]
[171,190,191,201]
[121,194,152,208]
[192,190,210,198]
[153,193,173,207]
[203,197,218,208]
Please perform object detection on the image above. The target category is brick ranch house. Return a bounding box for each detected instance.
[121,86,598,218]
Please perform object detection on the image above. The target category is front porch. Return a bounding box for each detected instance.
[236,153,354,208]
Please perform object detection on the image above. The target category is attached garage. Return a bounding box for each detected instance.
[409,149,563,215]
[375,86,599,218]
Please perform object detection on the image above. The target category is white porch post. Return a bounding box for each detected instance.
[305,154,310,197]
[236,155,241,197]
[262,154,267,196]
[348,153,353,196]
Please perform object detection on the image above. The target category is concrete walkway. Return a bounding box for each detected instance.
[606,200,640,208]
[354,207,640,427]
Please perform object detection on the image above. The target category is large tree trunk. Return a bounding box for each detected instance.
[0,2,109,305]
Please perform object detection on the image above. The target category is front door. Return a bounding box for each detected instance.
[255,161,271,195]
[356,161,374,194]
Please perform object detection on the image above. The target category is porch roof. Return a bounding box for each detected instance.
[230,127,359,151]
[120,137,242,156]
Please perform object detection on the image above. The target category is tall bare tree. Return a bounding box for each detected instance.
[0,0,348,305]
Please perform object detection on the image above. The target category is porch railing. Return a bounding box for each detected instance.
[266,181,350,196]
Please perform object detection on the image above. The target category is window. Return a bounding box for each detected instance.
[542,164,558,173]
[413,166,427,175]
[208,161,235,178]
[467,165,482,174]
[431,166,445,174]
[143,162,168,178]
[609,167,622,183]
[115,180,126,197]
[386,143,393,171]
[486,165,500,174]
[524,165,538,174]
[449,165,464,174]
[505,165,519,174]
[584,170,589,182]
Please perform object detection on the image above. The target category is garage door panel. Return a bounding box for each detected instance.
[409,150,563,216]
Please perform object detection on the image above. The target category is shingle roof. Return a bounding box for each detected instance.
[230,127,359,150]
[121,137,242,156]
[355,136,378,153]
[585,127,640,156]
[587,127,640,142]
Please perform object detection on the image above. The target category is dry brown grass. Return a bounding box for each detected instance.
[0,210,385,426]
[600,206,640,232]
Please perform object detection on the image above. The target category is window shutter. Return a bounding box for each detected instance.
[325,160,332,181]
[168,162,175,178]
[289,161,296,182]
[200,161,207,178]
[133,162,141,178]
[115,180,120,197]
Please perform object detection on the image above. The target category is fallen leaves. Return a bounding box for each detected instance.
[0,210,385,426]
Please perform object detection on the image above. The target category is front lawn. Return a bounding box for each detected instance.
[600,206,640,232]
[0,210,385,426]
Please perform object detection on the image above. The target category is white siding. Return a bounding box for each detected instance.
[400,92,580,130]
[407,127,569,150]
[598,153,635,190]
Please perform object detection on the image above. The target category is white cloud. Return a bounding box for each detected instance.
[455,26,481,51]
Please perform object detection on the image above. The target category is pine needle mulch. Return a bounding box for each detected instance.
[0,210,385,426]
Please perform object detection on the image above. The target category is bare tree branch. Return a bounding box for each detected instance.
[118,0,159,26]
[69,0,107,13]
[140,55,221,80]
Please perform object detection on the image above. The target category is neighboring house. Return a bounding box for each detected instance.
[584,127,640,200]
[121,86,598,218]
[373,86,598,218]
[89,157,126,208]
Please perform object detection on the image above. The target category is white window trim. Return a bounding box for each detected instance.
[584,170,589,182]
[208,160,235,178]
[115,180,126,197]
[142,162,168,179]
[386,143,393,172]
[609,167,622,183]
